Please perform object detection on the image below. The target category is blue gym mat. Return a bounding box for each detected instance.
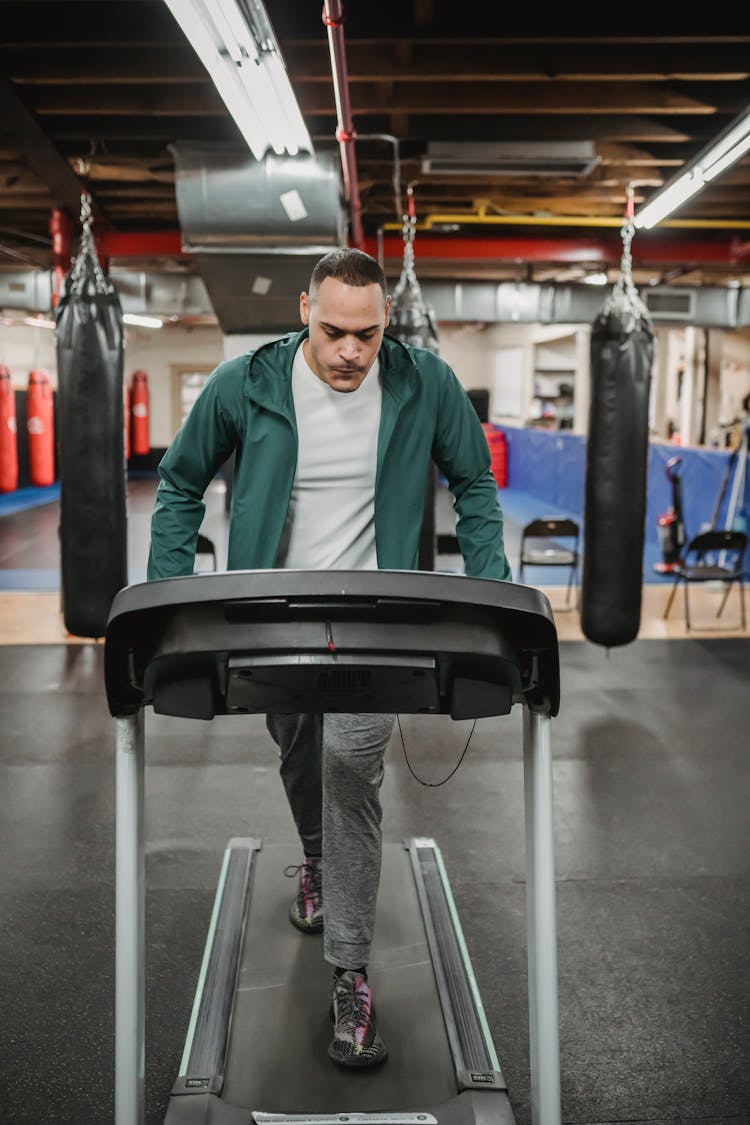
[0,483,60,516]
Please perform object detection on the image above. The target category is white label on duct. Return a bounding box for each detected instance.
[279,189,308,222]
[251,276,272,296]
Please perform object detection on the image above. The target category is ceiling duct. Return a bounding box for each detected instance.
[420,280,742,329]
[421,141,599,177]
[3,268,745,330]
[170,143,347,333]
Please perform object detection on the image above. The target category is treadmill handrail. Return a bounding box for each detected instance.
[104,569,560,720]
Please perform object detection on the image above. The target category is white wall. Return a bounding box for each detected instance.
[0,319,225,449]
[3,316,750,450]
[123,323,223,446]
[0,322,58,382]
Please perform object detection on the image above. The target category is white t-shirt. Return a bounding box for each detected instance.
[277,344,382,570]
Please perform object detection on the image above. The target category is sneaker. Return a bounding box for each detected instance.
[328,971,388,1068]
[285,857,323,933]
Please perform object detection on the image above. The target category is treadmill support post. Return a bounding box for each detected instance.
[523,708,561,1125]
[115,712,145,1125]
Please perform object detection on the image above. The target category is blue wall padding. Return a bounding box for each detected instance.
[491,425,750,580]
[505,427,586,515]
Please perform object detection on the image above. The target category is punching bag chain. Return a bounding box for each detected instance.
[601,185,650,325]
[400,184,417,280]
[601,215,649,332]
[68,192,109,296]
[388,182,439,353]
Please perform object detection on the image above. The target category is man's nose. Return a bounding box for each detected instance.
[339,335,361,357]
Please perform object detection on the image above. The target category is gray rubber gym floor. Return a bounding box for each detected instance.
[1,476,749,1123]
[1,629,749,1124]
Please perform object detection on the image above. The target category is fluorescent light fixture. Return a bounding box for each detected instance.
[123,313,164,329]
[633,104,750,229]
[162,0,312,161]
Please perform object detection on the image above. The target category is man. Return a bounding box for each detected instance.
[148,247,511,1069]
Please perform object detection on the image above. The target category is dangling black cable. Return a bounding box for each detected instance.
[396,715,477,787]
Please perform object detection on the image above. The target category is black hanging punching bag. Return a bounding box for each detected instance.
[55,195,127,637]
[388,218,440,570]
[581,270,654,647]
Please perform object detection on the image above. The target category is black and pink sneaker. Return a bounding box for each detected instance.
[286,856,323,933]
[328,971,388,1068]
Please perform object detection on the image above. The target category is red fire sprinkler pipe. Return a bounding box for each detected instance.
[321,0,364,250]
[49,208,72,308]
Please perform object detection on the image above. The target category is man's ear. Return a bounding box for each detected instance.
[299,291,310,325]
[383,295,391,328]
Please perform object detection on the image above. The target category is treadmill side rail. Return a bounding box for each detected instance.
[171,838,262,1098]
[407,839,508,1095]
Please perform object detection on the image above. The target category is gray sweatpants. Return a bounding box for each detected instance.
[266,712,395,970]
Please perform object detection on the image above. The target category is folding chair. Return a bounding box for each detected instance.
[663,528,747,631]
[518,516,580,608]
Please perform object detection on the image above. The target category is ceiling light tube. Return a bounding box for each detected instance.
[634,104,750,230]
[702,109,750,172]
[162,0,269,159]
[703,131,750,181]
[214,0,259,62]
[236,60,291,155]
[162,0,312,161]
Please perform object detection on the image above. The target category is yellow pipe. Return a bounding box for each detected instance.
[381,213,750,231]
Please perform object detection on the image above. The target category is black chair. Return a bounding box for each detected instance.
[663,528,747,631]
[518,516,580,608]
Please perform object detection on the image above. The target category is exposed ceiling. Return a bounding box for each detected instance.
[1,3,750,295]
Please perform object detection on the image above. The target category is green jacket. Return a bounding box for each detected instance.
[147,330,512,582]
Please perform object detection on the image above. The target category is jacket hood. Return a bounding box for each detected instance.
[243,328,420,411]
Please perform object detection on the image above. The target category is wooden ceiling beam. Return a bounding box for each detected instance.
[7,41,750,84]
[25,80,749,117]
[0,72,109,226]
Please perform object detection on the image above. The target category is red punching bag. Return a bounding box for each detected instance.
[482,423,508,488]
[130,370,150,455]
[0,364,19,493]
[27,368,55,486]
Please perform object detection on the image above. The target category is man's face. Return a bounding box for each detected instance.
[300,276,391,392]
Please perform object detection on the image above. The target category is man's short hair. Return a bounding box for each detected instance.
[309,248,388,298]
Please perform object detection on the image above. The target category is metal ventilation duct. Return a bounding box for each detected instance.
[418,280,744,328]
[170,143,347,333]
[421,140,599,177]
[2,268,746,330]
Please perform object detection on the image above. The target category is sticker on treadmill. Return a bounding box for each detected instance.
[470,1073,496,1084]
[253,1115,438,1125]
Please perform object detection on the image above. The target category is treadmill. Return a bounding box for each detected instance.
[104,568,562,1125]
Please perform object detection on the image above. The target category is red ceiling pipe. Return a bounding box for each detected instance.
[49,208,72,307]
[322,0,364,250]
[96,231,186,258]
[365,234,742,266]
[86,229,740,267]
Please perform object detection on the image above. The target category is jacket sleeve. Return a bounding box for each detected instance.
[147,365,241,580]
[431,365,512,581]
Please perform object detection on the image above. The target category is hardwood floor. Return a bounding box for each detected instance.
[1,579,746,645]
[0,476,746,644]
